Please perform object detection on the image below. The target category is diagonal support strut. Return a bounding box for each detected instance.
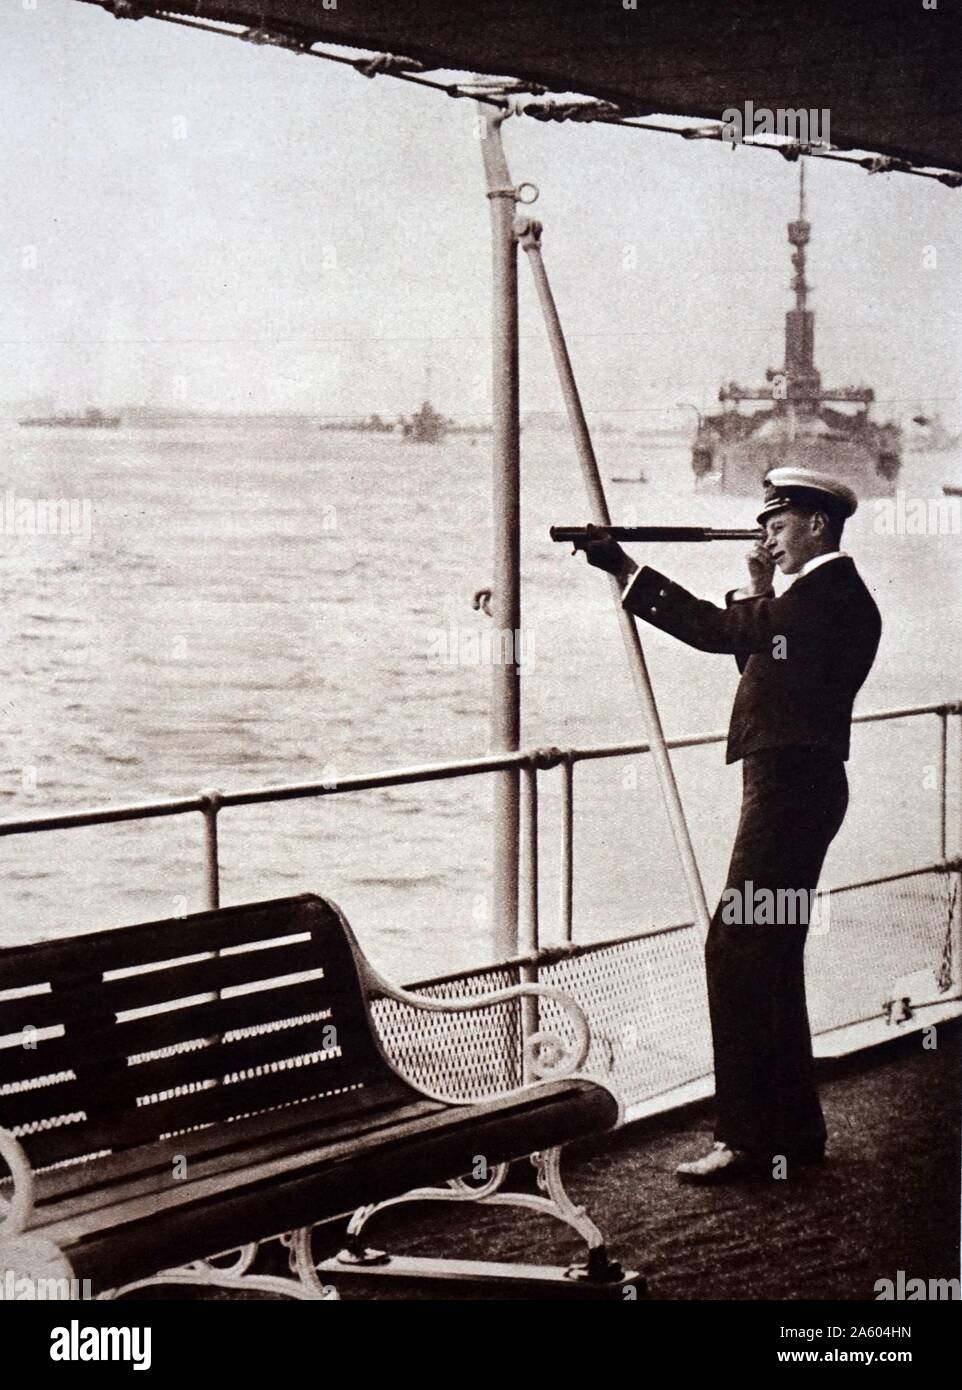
[517,215,712,941]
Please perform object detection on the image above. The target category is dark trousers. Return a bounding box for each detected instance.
[707,746,849,1158]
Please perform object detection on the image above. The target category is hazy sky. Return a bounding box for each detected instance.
[2,0,960,424]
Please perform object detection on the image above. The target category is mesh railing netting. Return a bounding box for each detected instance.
[370,868,960,1111]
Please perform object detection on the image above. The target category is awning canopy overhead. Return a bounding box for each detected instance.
[78,0,962,174]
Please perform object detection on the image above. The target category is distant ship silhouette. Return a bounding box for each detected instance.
[19,407,121,429]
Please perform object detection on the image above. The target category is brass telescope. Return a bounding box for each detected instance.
[550,526,763,544]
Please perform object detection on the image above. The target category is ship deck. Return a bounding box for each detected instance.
[157,1021,959,1301]
[322,1026,960,1301]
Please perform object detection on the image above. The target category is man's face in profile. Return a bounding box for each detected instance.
[763,509,827,575]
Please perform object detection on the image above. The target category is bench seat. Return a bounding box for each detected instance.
[0,894,626,1297]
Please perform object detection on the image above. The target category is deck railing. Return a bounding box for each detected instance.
[1,699,959,1116]
[0,698,958,935]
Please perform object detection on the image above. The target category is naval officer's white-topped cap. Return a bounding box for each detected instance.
[756,467,859,525]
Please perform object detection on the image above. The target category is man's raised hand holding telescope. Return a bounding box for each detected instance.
[564,467,882,1184]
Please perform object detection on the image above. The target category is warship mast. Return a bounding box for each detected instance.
[694,167,900,493]
[783,162,816,437]
[718,166,874,417]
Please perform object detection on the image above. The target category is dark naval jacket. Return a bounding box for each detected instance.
[623,556,882,763]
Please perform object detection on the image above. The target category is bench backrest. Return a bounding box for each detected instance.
[0,894,406,1171]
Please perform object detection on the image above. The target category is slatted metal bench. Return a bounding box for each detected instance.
[0,893,634,1299]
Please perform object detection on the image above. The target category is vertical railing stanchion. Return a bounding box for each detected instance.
[519,763,540,956]
[199,791,224,1065]
[201,791,221,911]
[958,709,962,859]
[519,762,540,1082]
[560,757,574,944]
[939,710,948,864]
[956,711,962,992]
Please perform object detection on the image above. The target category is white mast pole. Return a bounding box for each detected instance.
[479,106,521,961]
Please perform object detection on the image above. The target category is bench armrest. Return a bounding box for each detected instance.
[0,1128,36,1236]
[370,979,591,1082]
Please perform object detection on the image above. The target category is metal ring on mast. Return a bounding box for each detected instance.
[486,182,540,204]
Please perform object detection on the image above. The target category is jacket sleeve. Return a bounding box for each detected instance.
[724,586,774,672]
[622,565,787,656]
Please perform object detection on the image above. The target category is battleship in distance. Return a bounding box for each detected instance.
[691,167,901,496]
[319,400,491,444]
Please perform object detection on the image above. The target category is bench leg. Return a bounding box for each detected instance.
[529,1148,628,1283]
[291,1146,640,1295]
[106,1244,340,1301]
[340,1147,606,1258]
[0,1231,340,1301]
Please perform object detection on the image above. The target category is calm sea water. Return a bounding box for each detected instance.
[1,421,959,980]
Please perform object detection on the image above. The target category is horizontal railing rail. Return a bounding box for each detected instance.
[0,698,958,951]
[0,698,958,834]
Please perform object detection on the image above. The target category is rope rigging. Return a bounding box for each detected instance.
[95,1,962,188]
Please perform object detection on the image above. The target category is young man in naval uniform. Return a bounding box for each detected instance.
[576,467,882,1183]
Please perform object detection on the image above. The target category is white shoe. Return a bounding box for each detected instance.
[675,1141,759,1184]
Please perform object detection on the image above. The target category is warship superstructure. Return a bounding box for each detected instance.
[692,168,901,495]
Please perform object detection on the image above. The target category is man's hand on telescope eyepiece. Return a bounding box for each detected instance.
[572,524,638,588]
[729,541,776,601]
[738,540,777,598]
